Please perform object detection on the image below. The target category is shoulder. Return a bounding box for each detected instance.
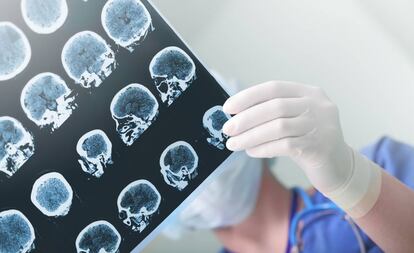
[360,136,414,189]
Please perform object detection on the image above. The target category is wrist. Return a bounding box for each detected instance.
[324,148,382,218]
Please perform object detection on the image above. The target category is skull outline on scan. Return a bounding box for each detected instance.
[76,129,113,178]
[101,0,153,52]
[75,220,121,253]
[110,83,159,146]
[61,31,116,89]
[30,172,73,217]
[21,72,76,132]
[159,141,199,191]
[0,22,31,81]
[117,179,161,232]
[202,105,231,150]
[149,46,196,106]
[0,209,36,253]
[0,116,35,177]
[21,0,68,34]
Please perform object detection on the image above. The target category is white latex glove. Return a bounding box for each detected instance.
[223,81,382,218]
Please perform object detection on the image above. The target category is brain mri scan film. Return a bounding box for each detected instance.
[21,72,76,132]
[62,31,116,89]
[203,105,231,150]
[0,116,34,177]
[76,129,113,178]
[75,220,121,253]
[0,210,35,253]
[102,0,153,52]
[31,172,73,217]
[149,46,196,106]
[0,0,233,251]
[110,83,159,146]
[21,0,68,34]
[117,179,161,232]
[160,141,199,191]
[0,22,31,81]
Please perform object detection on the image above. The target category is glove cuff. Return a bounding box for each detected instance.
[325,148,382,218]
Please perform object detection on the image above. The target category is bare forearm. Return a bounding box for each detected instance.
[355,171,414,253]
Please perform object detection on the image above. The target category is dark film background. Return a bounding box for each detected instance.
[0,0,232,251]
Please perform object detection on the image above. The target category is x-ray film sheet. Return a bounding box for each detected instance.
[0,0,234,252]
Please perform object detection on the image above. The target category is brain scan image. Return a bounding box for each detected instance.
[21,0,68,34]
[149,46,196,106]
[0,117,35,177]
[76,129,113,178]
[102,0,153,52]
[21,72,76,132]
[62,31,116,89]
[31,172,73,217]
[0,210,35,253]
[75,220,121,253]
[0,22,31,81]
[110,83,159,146]
[117,179,161,232]
[202,105,231,150]
[159,141,199,191]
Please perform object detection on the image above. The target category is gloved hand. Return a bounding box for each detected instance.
[223,81,350,193]
[223,81,382,218]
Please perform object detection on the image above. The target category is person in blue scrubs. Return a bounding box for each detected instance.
[173,81,414,253]
[218,136,414,253]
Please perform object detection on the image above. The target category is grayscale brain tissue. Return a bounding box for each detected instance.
[203,105,231,150]
[0,117,35,177]
[102,0,153,52]
[21,0,68,34]
[62,31,116,89]
[160,141,199,191]
[0,0,230,250]
[0,210,35,253]
[0,22,31,81]
[110,83,159,146]
[117,179,161,232]
[149,46,196,106]
[76,129,113,178]
[75,220,121,253]
[21,72,76,132]
[31,172,73,217]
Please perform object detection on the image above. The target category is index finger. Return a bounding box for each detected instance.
[223,81,312,114]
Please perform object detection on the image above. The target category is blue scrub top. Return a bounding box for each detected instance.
[221,136,414,253]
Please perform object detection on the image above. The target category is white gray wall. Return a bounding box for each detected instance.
[143,0,414,252]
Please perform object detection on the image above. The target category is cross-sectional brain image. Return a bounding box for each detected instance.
[159,141,199,191]
[117,179,161,232]
[110,83,159,146]
[21,0,68,34]
[0,210,35,253]
[149,46,196,106]
[31,172,73,217]
[101,0,153,52]
[0,117,34,177]
[62,31,116,89]
[202,105,231,150]
[76,129,113,178]
[0,22,31,81]
[21,72,76,132]
[75,220,121,253]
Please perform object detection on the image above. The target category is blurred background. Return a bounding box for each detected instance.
[144,0,414,252]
